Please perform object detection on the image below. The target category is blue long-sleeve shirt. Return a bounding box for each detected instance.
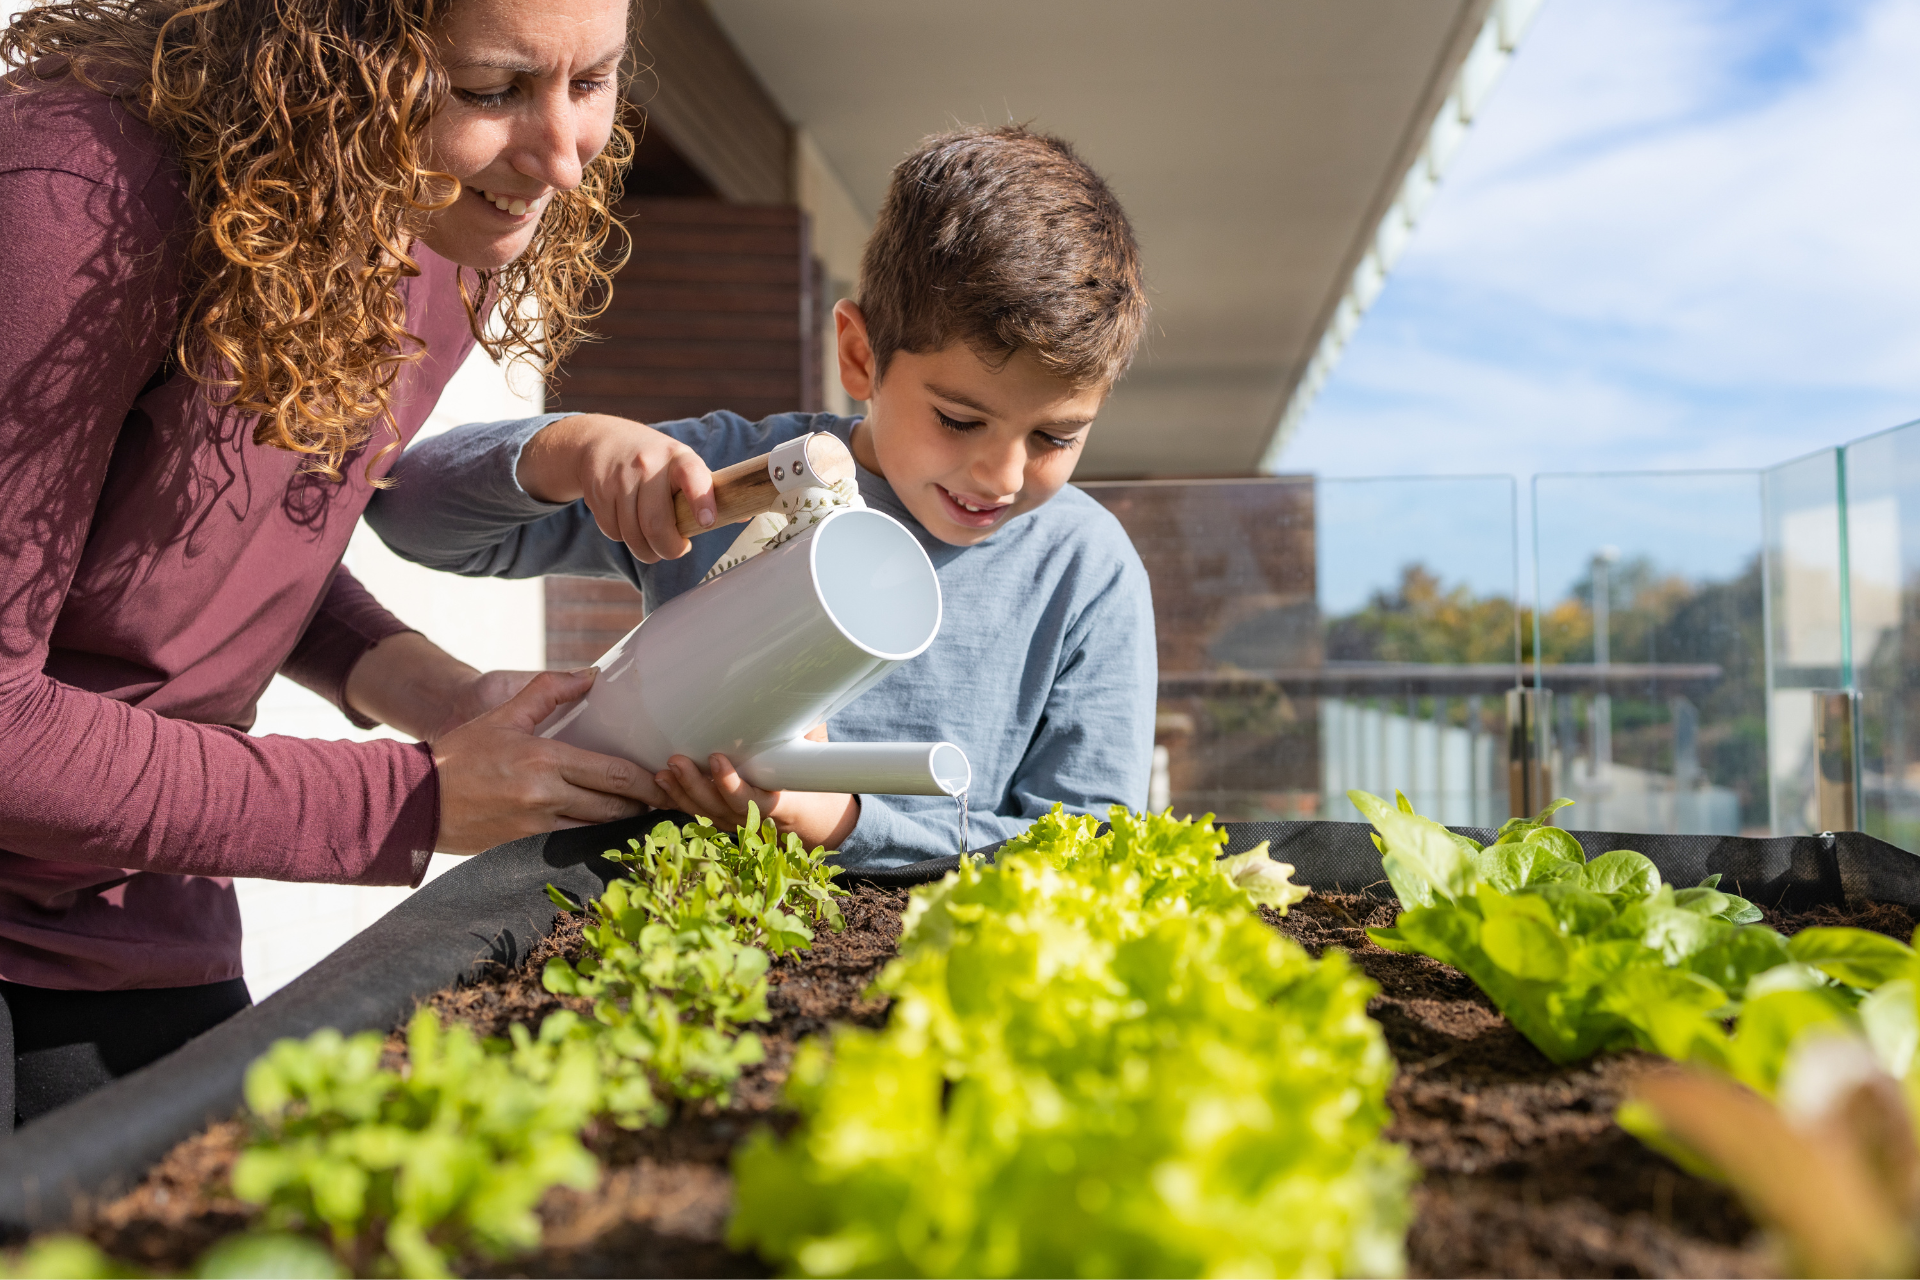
[365,411,1157,869]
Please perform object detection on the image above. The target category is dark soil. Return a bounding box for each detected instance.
[1270,894,1772,1278]
[68,884,1920,1278]
[467,885,909,1279]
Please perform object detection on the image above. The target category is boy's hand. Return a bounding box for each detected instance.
[516,413,716,563]
[653,728,861,851]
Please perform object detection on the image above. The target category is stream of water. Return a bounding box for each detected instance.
[954,788,970,856]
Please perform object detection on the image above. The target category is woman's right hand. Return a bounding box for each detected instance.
[514,413,716,564]
[429,667,671,854]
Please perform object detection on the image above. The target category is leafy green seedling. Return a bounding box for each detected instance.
[1354,789,1786,1065]
[731,806,1410,1279]
[232,1010,600,1278]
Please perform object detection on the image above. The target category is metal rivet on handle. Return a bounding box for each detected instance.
[773,465,785,480]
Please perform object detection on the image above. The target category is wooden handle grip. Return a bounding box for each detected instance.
[672,433,857,536]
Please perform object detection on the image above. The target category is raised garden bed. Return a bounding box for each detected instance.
[7,818,1920,1278]
[42,889,1920,1275]
[69,884,915,1279]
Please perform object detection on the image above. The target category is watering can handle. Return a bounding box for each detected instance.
[672,432,857,537]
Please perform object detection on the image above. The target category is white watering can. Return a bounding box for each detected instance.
[537,434,971,797]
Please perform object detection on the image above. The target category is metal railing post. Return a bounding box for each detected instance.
[1507,686,1554,821]
[1814,688,1862,833]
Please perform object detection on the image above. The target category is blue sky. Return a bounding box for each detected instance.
[1278,0,1920,605]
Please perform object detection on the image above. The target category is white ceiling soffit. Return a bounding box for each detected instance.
[705,0,1521,478]
[1259,0,1545,472]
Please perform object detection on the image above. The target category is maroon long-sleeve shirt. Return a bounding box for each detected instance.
[0,78,475,990]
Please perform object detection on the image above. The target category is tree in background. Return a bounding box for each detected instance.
[1325,559,1768,827]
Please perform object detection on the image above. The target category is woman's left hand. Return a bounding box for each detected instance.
[429,667,543,743]
[653,726,860,851]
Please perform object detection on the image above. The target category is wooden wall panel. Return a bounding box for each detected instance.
[543,197,819,668]
[628,0,790,204]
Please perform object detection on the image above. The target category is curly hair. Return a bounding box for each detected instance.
[1,0,632,480]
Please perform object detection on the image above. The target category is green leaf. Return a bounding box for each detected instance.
[1860,979,1920,1079]
[0,1235,142,1279]
[1488,798,1576,843]
[1349,790,1474,906]
[195,1232,346,1279]
[1626,891,1731,965]
[1577,850,1661,900]
[1601,966,1729,1060]
[1218,844,1310,911]
[1518,824,1586,867]
[1786,926,1918,990]
[1724,987,1859,1095]
[1682,926,1792,999]
[1673,886,1733,917]
[1376,906,1481,972]
[1480,913,1569,982]
[308,1159,369,1236]
[1470,840,1582,895]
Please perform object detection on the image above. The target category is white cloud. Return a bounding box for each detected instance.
[1282,0,1920,482]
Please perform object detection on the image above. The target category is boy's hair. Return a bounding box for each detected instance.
[859,125,1146,391]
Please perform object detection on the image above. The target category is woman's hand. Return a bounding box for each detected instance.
[653,727,861,852]
[345,631,538,745]
[428,667,543,743]
[431,668,674,854]
[515,413,716,563]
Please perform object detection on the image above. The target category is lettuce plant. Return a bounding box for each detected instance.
[729,807,1411,1279]
[1354,790,1788,1064]
[1619,936,1920,1279]
[541,808,846,1113]
[229,811,847,1275]
[232,1010,601,1278]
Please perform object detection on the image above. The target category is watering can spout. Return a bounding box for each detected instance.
[744,739,971,798]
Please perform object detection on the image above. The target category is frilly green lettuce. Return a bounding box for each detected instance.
[729,806,1411,1278]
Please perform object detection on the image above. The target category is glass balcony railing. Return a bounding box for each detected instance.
[1761,448,1849,837]
[1834,422,1920,850]
[1081,476,1520,828]
[1532,471,1767,836]
[1081,416,1920,849]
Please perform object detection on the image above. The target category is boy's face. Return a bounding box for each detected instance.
[835,301,1106,547]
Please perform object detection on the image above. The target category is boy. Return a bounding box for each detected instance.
[368,126,1155,868]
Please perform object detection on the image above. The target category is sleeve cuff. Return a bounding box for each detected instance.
[501,412,578,512]
[357,740,441,884]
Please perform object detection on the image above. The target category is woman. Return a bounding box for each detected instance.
[0,0,688,1127]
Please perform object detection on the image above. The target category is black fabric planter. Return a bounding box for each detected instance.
[0,811,680,1235]
[4,814,1917,1237]
[843,821,1920,911]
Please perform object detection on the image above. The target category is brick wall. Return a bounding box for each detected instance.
[543,197,820,667]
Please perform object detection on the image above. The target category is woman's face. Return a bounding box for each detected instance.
[418,0,629,270]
